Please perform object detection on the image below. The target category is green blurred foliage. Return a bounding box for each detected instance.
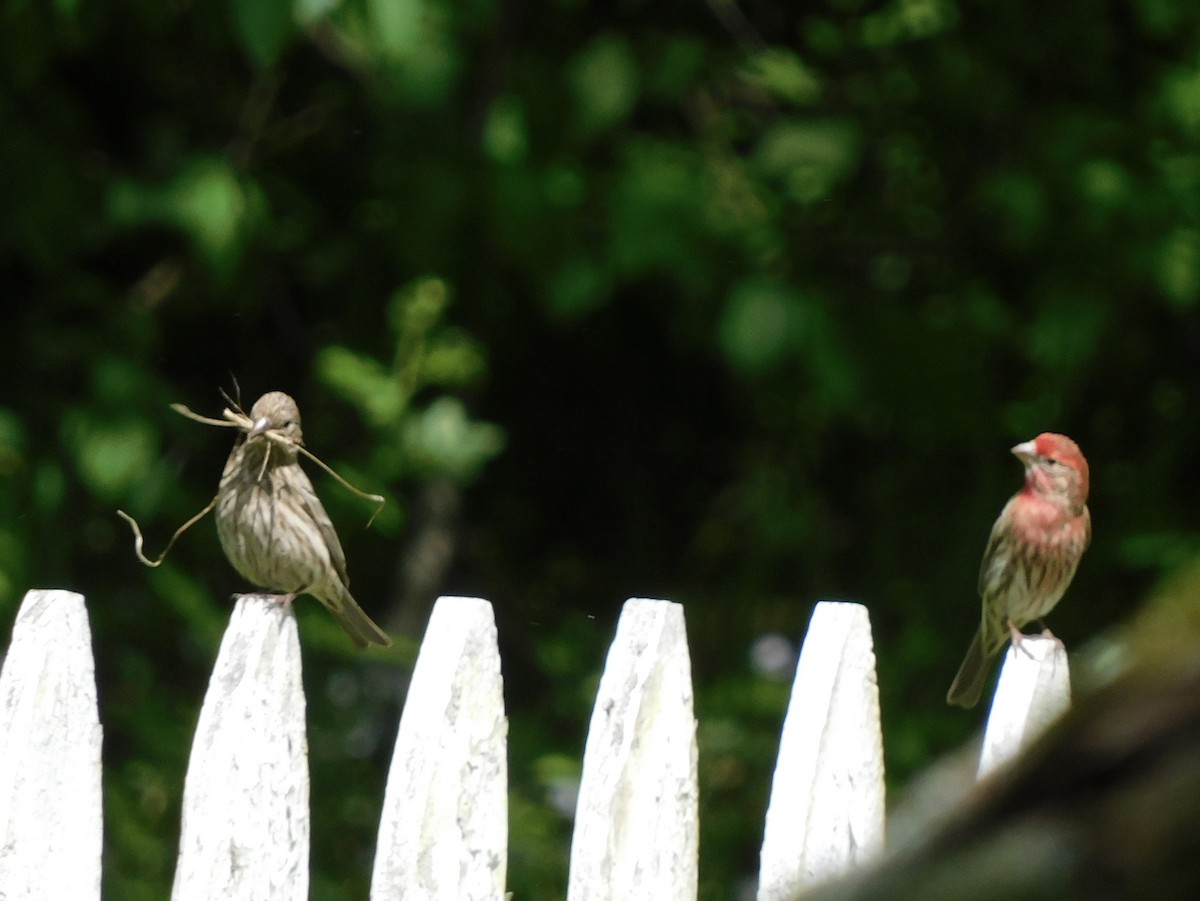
[3,0,1200,897]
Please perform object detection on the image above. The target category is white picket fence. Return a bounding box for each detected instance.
[0,588,1070,899]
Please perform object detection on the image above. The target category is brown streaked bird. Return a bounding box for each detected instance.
[947,433,1091,708]
[215,391,391,648]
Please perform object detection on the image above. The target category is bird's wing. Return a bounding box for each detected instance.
[977,507,1010,599]
[291,466,351,589]
[975,499,1017,654]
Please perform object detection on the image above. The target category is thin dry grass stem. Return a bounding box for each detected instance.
[290,442,386,527]
[117,499,217,567]
[220,380,243,412]
[170,403,239,429]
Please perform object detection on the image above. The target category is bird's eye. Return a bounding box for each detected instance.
[1044,457,1058,466]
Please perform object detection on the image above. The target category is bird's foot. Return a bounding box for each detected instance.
[1036,620,1065,649]
[232,591,296,606]
[1008,620,1036,659]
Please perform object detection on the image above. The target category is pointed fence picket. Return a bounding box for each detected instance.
[757,602,884,900]
[172,596,309,901]
[567,599,698,901]
[372,596,507,900]
[976,635,1069,778]
[0,588,1070,899]
[0,590,102,900]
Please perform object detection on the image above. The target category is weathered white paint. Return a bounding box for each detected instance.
[977,634,1070,778]
[0,589,103,901]
[171,595,309,901]
[566,599,698,901]
[371,596,507,901]
[758,601,885,901]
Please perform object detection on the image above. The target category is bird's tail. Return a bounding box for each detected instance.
[322,584,392,649]
[946,626,996,708]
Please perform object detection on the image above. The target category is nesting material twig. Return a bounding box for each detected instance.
[178,400,385,518]
[118,501,217,567]
[119,396,387,566]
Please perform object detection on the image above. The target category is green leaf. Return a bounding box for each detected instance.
[388,276,450,339]
[316,346,408,425]
[755,120,860,204]
[232,0,294,68]
[169,161,258,265]
[295,0,343,25]
[420,331,488,387]
[609,141,706,280]
[743,48,822,106]
[63,414,159,501]
[368,0,422,58]
[1157,227,1200,308]
[570,35,639,137]
[108,159,264,274]
[483,95,529,164]
[718,280,798,374]
[1163,66,1200,139]
[401,397,505,482]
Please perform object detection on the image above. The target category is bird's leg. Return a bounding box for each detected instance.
[1036,620,1065,648]
[1008,620,1036,659]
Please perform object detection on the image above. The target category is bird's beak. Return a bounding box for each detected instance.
[248,416,271,438]
[1011,439,1037,465]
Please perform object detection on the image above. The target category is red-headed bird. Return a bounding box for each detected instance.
[947,433,1091,708]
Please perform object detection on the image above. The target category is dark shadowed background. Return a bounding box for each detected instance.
[3,0,1199,897]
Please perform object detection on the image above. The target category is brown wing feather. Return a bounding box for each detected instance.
[976,501,1014,656]
[289,464,351,590]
